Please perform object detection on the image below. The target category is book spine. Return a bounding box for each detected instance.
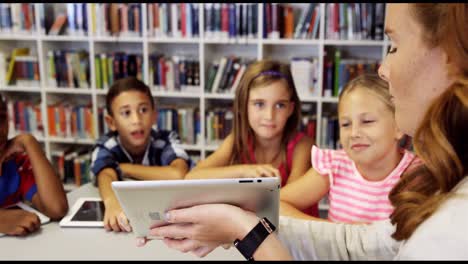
[311,6,320,39]
[75,3,83,35]
[171,4,179,38]
[235,3,241,38]
[94,55,102,89]
[106,55,113,85]
[181,3,186,37]
[185,3,192,38]
[67,3,75,35]
[221,4,229,39]
[0,52,5,86]
[100,53,108,89]
[213,4,221,39]
[192,4,199,37]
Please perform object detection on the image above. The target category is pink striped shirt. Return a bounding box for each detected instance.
[312,145,420,223]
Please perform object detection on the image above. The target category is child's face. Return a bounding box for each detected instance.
[338,88,402,167]
[247,80,294,141]
[105,90,156,154]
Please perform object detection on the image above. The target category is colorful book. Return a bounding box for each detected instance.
[6,47,29,85]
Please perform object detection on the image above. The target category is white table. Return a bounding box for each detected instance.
[0,183,243,260]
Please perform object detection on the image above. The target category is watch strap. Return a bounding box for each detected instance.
[234,217,276,260]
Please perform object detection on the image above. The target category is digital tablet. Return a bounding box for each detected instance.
[59,197,104,227]
[0,202,50,237]
[111,177,281,239]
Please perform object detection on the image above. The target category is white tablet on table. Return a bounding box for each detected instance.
[59,197,104,227]
[0,202,50,237]
[111,177,281,239]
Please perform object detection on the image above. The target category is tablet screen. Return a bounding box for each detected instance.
[70,201,105,222]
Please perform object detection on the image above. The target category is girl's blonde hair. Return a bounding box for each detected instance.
[338,73,394,114]
[231,60,301,165]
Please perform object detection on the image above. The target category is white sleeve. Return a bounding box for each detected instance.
[277,216,400,260]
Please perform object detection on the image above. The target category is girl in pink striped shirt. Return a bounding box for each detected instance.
[280,74,421,224]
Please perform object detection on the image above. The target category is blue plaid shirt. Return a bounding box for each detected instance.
[90,128,191,185]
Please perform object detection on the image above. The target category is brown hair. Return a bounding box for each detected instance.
[338,73,394,114]
[106,77,154,116]
[389,3,468,241]
[231,60,301,165]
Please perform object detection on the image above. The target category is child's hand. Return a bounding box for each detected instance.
[0,134,33,172]
[0,209,41,236]
[103,198,132,232]
[241,164,280,178]
[117,211,132,232]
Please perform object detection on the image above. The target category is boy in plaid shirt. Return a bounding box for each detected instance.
[90,77,191,233]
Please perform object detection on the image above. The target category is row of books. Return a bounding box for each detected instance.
[323,50,380,97]
[325,3,385,41]
[46,103,95,139]
[91,3,142,37]
[320,115,340,150]
[43,3,88,36]
[9,56,39,86]
[157,107,201,145]
[205,56,253,94]
[51,148,92,186]
[0,50,374,98]
[47,50,90,89]
[6,100,43,136]
[94,52,143,90]
[264,3,320,40]
[1,3,387,42]
[149,55,200,92]
[0,4,35,34]
[204,3,258,40]
[147,3,200,38]
[205,108,233,145]
[1,48,40,86]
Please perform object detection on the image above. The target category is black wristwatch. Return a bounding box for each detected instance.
[234,217,276,261]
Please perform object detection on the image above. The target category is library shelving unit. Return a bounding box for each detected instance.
[0,3,388,199]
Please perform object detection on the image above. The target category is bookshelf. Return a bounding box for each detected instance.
[0,3,388,197]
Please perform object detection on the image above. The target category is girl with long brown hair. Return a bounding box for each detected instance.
[185,60,317,217]
[141,3,468,260]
